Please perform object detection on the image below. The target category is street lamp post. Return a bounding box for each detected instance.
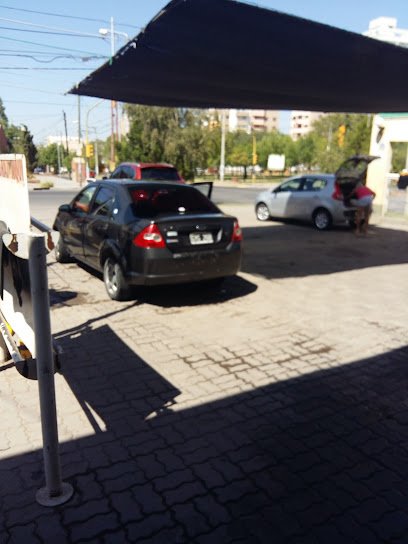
[99,18,129,168]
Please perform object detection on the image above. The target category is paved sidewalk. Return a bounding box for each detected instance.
[2,205,408,543]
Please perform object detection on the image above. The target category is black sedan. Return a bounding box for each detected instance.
[52,180,242,300]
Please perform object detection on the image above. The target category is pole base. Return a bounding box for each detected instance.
[36,482,74,507]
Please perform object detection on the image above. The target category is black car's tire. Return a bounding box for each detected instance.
[256,202,270,221]
[55,236,71,263]
[103,257,130,301]
[313,208,332,230]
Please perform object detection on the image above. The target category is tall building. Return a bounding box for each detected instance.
[289,111,324,140]
[209,109,279,133]
[46,135,81,153]
[363,17,408,47]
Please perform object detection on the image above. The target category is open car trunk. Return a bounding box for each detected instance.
[335,155,379,198]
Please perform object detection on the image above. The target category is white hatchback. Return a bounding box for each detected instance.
[255,174,354,230]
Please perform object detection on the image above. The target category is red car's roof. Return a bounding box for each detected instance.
[121,162,177,169]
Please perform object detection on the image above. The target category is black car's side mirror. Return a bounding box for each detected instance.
[58,204,71,212]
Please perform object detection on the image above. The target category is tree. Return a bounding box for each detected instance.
[7,124,37,172]
[311,113,372,172]
[294,134,317,170]
[0,97,8,128]
[119,105,210,180]
[256,131,293,168]
[37,143,60,172]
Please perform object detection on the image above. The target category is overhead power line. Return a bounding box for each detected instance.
[0,15,107,36]
[0,67,93,70]
[0,4,140,30]
[0,24,102,38]
[0,53,105,63]
[0,34,108,55]
[3,100,73,105]
[1,82,66,95]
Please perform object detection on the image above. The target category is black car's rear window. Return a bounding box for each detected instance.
[128,185,219,218]
[140,167,181,181]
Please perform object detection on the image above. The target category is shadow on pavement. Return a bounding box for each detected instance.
[2,322,408,543]
[131,275,257,308]
[49,262,257,308]
[241,223,408,279]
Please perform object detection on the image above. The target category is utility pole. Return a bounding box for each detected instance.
[220,110,226,182]
[56,140,61,175]
[252,131,257,181]
[62,111,68,154]
[110,17,116,167]
[77,96,81,150]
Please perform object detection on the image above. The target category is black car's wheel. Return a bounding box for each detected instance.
[103,258,130,301]
[256,202,270,221]
[313,208,332,230]
[55,236,71,263]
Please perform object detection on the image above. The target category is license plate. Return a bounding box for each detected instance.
[189,232,213,245]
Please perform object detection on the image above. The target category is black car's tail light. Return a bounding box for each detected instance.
[133,224,166,248]
[231,220,243,242]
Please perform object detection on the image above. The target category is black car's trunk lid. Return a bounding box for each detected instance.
[155,213,236,252]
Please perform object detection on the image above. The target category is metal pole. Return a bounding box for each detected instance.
[0,325,9,363]
[220,110,226,183]
[77,96,81,147]
[56,141,61,176]
[110,16,115,57]
[29,235,73,506]
[94,131,99,176]
[63,111,69,154]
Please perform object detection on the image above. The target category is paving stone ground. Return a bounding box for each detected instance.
[2,201,408,543]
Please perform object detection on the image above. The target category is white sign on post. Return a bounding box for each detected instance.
[0,153,35,356]
[267,154,285,171]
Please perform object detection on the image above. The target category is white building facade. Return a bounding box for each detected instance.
[289,111,325,140]
[210,109,279,133]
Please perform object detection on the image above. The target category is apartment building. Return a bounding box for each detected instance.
[363,17,408,47]
[46,135,82,153]
[290,111,324,140]
[209,109,279,133]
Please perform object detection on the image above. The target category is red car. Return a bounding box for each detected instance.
[109,162,184,183]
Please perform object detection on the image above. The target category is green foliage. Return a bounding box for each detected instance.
[37,143,75,174]
[257,131,292,166]
[0,98,8,127]
[7,124,38,172]
[37,143,59,172]
[226,131,252,167]
[106,106,375,179]
[117,106,213,180]
[390,142,407,172]
[309,113,372,172]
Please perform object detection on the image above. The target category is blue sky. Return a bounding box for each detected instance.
[1,0,407,145]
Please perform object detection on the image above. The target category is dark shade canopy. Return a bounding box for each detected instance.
[70,0,408,113]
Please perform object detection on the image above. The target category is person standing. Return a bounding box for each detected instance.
[349,182,376,235]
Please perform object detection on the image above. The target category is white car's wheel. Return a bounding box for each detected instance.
[256,202,270,221]
[313,208,332,230]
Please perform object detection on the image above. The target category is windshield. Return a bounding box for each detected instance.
[128,185,219,218]
[140,167,181,182]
